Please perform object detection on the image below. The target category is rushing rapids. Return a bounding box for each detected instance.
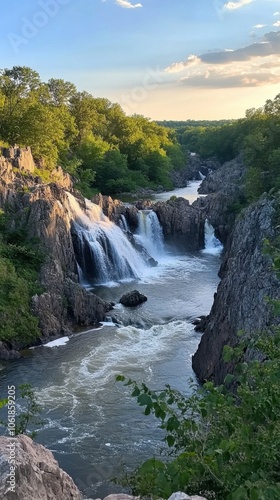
[0,184,223,498]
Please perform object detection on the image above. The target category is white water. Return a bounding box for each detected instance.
[67,193,148,284]
[135,210,165,259]
[199,171,206,180]
[203,219,223,255]
[119,214,129,232]
[0,183,223,498]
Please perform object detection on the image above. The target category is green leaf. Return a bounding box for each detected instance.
[137,393,153,408]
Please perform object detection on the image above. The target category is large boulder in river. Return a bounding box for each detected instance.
[120,290,148,307]
[153,197,205,251]
[0,435,82,500]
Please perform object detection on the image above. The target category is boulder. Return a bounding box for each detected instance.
[120,290,148,307]
[153,198,205,251]
[0,435,82,500]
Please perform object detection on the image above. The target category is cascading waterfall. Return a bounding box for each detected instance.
[119,214,129,232]
[135,210,165,259]
[67,193,148,284]
[199,171,206,180]
[203,219,223,255]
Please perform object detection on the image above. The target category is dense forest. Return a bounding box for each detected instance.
[1,66,280,202]
[0,66,187,196]
[172,98,280,201]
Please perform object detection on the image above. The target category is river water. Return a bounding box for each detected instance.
[0,182,221,498]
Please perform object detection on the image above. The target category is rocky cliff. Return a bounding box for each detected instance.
[171,154,220,188]
[153,198,205,251]
[0,148,111,358]
[192,195,280,384]
[193,156,247,244]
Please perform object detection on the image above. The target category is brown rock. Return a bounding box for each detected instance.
[0,435,82,499]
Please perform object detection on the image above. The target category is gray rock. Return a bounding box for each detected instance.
[168,493,208,500]
[120,290,148,307]
[0,435,82,499]
[103,496,140,500]
[153,198,205,251]
[192,195,280,384]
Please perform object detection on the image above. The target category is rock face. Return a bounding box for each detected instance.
[120,290,148,307]
[193,156,247,244]
[153,198,205,251]
[23,184,111,339]
[192,195,280,384]
[171,153,220,188]
[0,435,82,500]
[0,150,112,356]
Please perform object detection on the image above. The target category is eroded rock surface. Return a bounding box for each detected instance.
[192,195,280,384]
[0,435,82,500]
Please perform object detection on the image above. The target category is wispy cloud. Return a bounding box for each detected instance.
[224,0,254,10]
[274,20,280,27]
[253,24,267,29]
[115,0,142,8]
[164,31,280,89]
[274,12,280,17]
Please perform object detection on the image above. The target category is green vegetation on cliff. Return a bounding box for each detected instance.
[0,210,42,345]
[173,95,280,202]
[0,66,186,196]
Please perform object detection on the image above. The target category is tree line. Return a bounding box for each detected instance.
[0,66,186,196]
[171,94,280,201]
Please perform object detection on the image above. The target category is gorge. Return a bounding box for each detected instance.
[0,147,279,499]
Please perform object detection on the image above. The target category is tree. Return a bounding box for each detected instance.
[47,78,76,107]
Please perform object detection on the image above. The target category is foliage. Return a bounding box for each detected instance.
[116,330,280,499]
[0,211,43,344]
[0,65,187,195]
[0,384,43,439]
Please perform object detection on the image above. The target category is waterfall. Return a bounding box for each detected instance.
[119,214,129,232]
[199,171,206,180]
[135,210,164,259]
[67,193,147,284]
[203,219,223,255]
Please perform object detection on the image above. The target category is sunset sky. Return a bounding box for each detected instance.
[1,0,280,120]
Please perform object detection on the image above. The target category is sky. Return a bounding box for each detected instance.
[1,0,280,120]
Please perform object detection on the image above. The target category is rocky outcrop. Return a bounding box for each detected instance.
[171,154,220,188]
[0,151,112,356]
[92,193,126,225]
[192,195,280,384]
[0,435,82,500]
[120,290,148,307]
[193,157,247,244]
[153,197,205,251]
[198,156,245,195]
[3,146,35,173]
[23,183,111,338]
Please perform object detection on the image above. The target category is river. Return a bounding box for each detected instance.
[0,182,221,498]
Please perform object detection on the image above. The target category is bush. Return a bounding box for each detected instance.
[116,331,280,499]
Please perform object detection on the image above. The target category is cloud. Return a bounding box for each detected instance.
[224,0,254,10]
[164,31,280,89]
[274,21,280,27]
[274,12,280,17]
[253,24,267,29]
[115,0,142,8]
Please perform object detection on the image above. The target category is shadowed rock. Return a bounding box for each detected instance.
[120,290,148,307]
